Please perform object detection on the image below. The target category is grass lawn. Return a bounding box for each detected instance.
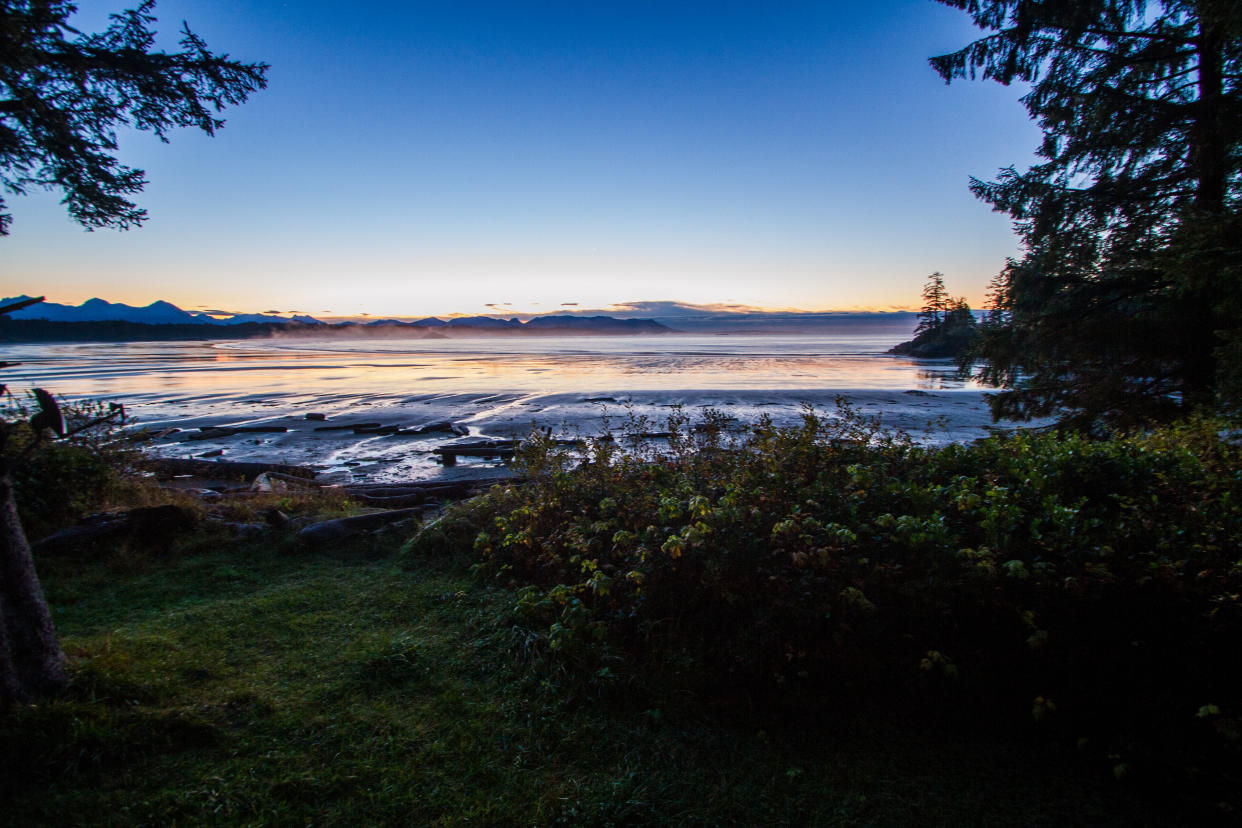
[1,525,1194,826]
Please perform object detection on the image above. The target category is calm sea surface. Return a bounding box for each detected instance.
[0,332,977,404]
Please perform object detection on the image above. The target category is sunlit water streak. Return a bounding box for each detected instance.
[1,334,976,396]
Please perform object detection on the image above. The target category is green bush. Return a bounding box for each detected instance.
[3,396,135,540]
[409,407,1242,788]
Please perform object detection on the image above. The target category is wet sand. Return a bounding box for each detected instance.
[0,336,1026,484]
[129,387,1012,484]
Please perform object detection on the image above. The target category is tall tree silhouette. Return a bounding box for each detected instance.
[933,0,1242,427]
[0,1,266,702]
[916,272,950,333]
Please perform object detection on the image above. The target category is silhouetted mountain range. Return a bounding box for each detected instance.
[0,296,928,344]
[0,298,675,343]
[1,296,310,326]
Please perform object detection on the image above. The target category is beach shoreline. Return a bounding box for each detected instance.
[1,335,1026,485]
[133,387,1016,485]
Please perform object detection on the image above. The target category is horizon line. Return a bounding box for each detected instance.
[11,294,924,321]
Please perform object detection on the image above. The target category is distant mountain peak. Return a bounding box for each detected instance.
[0,296,324,326]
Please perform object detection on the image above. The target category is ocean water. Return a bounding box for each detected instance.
[0,333,995,481]
[0,331,976,398]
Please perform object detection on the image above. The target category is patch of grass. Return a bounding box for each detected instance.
[2,519,1212,825]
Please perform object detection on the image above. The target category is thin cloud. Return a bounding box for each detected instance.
[604,300,773,317]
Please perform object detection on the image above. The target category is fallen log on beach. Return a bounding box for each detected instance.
[298,507,425,546]
[347,491,431,508]
[186,425,289,441]
[349,421,471,438]
[261,470,322,488]
[346,483,467,506]
[314,422,382,432]
[204,425,289,433]
[34,504,196,555]
[352,424,402,435]
[401,421,469,436]
[140,457,318,480]
[432,439,518,466]
[342,484,429,496]
[342,476,512,504]
[346,482,477,495]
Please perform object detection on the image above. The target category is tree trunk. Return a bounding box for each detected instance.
[1193,3,1227,216]
[0,472,67,703]
[1180,3,1229,410]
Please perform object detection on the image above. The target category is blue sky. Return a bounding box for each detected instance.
[0,0,1039,317]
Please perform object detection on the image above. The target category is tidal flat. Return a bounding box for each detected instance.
[0,333,1024,483]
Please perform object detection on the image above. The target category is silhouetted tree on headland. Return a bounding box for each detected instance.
[0,1,266,702]
[933,0,1242,428]
[891,272,980,358]
[0,0,268,235]
[916,272,949,334]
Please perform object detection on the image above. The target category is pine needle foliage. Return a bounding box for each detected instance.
[0,0,268,234]
[932,0,1242,427]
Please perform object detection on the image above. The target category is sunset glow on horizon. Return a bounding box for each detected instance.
[0,1,1038,318]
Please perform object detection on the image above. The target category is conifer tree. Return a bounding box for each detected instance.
[893,275,980,358]
[916,272,950,334]
[933,0,1242,427]
[0,0,268,234]
[0,1,265,702]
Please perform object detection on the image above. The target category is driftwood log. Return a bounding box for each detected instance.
[341,476,511,506]
[185,425,289,441]
[298,476,516,544]
[298,507,424,546]
[140,458,318,481]
[334,422,469,437]
[390,421,469,437]
[314,422,382,432]
[33,505,196,556]
[351,424,401,435]
[432,439,518,466]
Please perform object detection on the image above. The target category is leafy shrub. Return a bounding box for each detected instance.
[413,406,1242,790]
[2,395,135,539]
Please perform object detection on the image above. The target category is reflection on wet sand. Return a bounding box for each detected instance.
[1,336,982,398]
[0,335,999,483]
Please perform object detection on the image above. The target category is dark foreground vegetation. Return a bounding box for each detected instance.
[416,408,1242,819]
[1,405,1238,823]
[2,1,1237,819]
